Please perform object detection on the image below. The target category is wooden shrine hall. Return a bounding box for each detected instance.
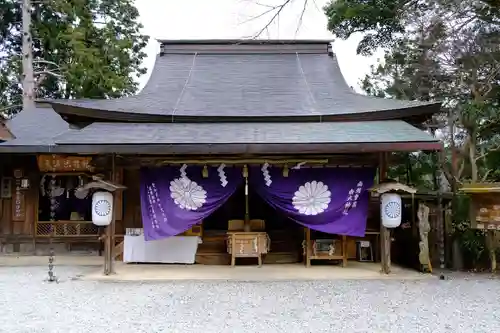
[0,40,442,275]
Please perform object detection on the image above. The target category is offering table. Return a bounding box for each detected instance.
[304,228,348,267]
[226,232,270,267]
[123,234,201,264]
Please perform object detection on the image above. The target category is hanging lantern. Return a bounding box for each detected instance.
[380,193,402,228]
[283,164,289,177]
[92,191,113,226]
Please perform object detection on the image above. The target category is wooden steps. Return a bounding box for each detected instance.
[195,252,300,265]
[196,253,230,265]
[196,229,302,265]
[113,229,303,265]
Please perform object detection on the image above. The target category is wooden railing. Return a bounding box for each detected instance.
[114,240,124,260]
[36,221,99,237]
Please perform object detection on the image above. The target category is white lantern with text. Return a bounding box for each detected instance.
[92,191,113,226]
[381,192,402,228]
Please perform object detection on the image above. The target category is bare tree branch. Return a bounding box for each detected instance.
[481,169,492,182]
[252,0,293,38]
[0,105,22,113]
[474,142,500,162]
[33,59,61,68]
[243,0,321,38]
[34,70,62,78]
[295,0,308,37]
[239,4,281,25]
[310,0,320,11]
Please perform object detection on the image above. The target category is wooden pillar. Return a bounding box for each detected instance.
[305,228,311,267]
[379,152,391,274]
[436,192,446,270]
[486,230,497,273]
[104,154,117,275]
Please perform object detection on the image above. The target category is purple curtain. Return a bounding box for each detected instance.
[140,165,243,241]
[250,166,375,236]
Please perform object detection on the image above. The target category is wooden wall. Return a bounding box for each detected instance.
[0,156,38,239]
[120,168,143,232]
[0,154,446,269]
[0,187,37,236]
[0,155,130,242]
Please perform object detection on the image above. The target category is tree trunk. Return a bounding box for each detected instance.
[22,0,35,110]
[469,133,478,183]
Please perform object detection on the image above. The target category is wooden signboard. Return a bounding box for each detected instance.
[474,200,500,230]
[468,192,500,230]
[37,155,94,172]
[11,178,25,222]
[461,183,500,272]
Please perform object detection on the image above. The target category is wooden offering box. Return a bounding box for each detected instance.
[181,224,203,237]
[304,228,348,267]
[461,183,500,230]
[226,232,270,267]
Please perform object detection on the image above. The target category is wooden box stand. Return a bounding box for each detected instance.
[227,232,269,267]
[304,228,348,267]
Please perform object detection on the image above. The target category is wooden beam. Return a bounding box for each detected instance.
[379,152,391,274]
[104,153,117,275]
[8,141,443,155]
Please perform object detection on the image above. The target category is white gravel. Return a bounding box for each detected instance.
[1,266,499,333]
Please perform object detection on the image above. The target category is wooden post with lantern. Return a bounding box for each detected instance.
[81,174,126,275]
[371,181,417,274]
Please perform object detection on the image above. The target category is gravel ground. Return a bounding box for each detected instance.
[1,266,499,333]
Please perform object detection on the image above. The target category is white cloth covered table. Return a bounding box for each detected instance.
[123,235,200,264]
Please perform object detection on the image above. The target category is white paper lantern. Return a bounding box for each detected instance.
[92,191,113,226]
[381,193,402,228]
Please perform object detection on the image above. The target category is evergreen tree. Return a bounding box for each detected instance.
[0,0,149,116]
[324,0,500,185]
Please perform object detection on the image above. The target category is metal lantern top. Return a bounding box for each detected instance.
[82,175,126,192]
[370,181,417,195]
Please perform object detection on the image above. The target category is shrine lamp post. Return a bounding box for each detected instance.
[371,181,417,274]
[83,176,126,275]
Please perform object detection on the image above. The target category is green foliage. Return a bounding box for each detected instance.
[324,0,411,55]
[326,0,500,180]
[387,152,436,190]
[324,0,500,265]
[0,0,149,115]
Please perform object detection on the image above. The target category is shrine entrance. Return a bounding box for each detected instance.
[122,163,381,268]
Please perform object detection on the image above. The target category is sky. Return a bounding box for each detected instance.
[133,0,383,92]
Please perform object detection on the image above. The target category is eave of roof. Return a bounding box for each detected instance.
[53,120,439,145]
[44,39,441,123]
[0,122,14,141]
[2,105,69,146]
[156,39,334,45]
[0,119,443,154]
[0,142,443,155]
[0,119,442,154]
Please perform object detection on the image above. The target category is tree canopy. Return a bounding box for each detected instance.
[324,0,500,186]
[0,0,149,116]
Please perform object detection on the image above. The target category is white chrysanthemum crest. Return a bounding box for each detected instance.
[170,178,207,211]
[292,180,331,216]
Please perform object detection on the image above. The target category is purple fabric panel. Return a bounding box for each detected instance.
[250,166,375,236]
[140,165,243,241]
